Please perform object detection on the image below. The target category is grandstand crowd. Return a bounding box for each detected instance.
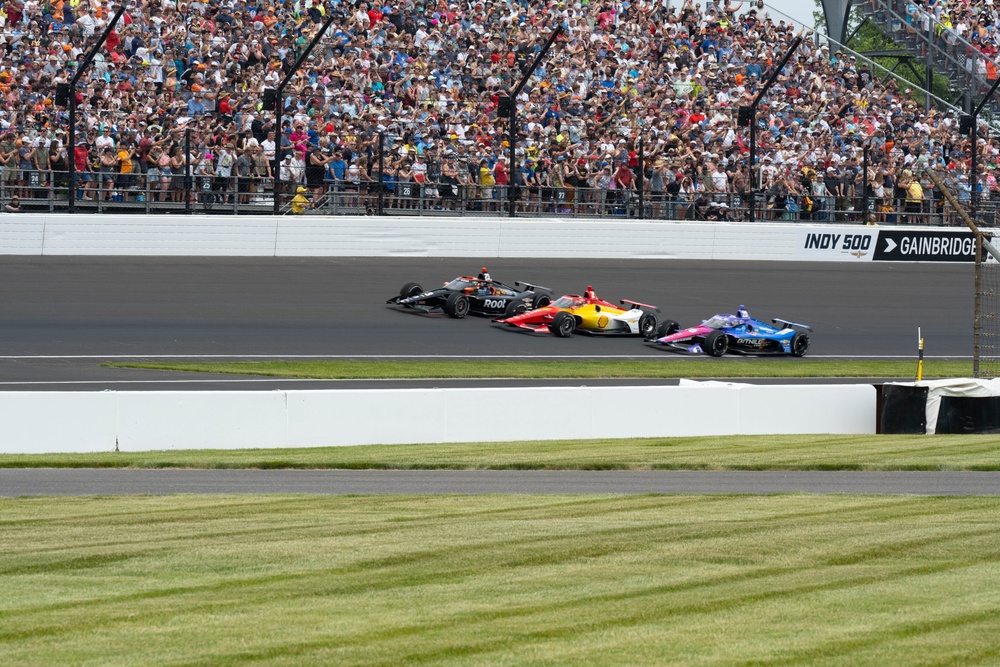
[0,0,994,220]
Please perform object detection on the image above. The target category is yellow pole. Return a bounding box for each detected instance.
[917,327,924,382]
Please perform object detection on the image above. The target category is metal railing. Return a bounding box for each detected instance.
[858,0,1000,113]
[3,168,996,226]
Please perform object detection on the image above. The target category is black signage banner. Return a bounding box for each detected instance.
[872,230,978,262]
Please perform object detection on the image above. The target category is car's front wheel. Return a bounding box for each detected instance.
[656,320,680,338]
[638,313,657,338]
[704,330,729,357]
[551,311,576,337]
[503,299,527,318]
[444,292,470,319]
[791,331,810,357]
[399,282,422,299]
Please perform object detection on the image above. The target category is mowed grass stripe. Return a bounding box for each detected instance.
[104,359,970,379]
[2,496,999,666]
[4,434,1000,470]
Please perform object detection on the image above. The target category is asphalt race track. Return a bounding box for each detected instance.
[3,469,999,496]
[0,257,989,496]
[0,256,975,389]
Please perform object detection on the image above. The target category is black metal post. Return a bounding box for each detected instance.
[273,15,336,215]
[747,36,802,223]
[378,131,385,216]
[67,4,126,213]
[637,137,644,220]
[969,75,1000,222]
[862,142,869,224]
[971,121,978,221]
[506,25,564,218]
[508,97,516,217]
[185,128,192,215]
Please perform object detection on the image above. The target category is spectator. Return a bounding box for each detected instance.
[0,0,985,221]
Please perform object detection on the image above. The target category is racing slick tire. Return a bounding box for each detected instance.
[551,311,576,337]
[656,320,680,338]
[532,293,552,309]
[399,282,423,299]
[791,331,810,357]
[704,330,729,357]
[444,292,470,319]
[503,299,528,319]
[638,313,658,338]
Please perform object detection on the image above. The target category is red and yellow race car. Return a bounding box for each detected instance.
[493,286,659,337]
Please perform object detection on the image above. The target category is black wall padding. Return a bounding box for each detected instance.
[935,396,1000,434]
[880,385,929,434]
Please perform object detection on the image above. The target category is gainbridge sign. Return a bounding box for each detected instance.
[798,228,981,262]
[871,230,978,262]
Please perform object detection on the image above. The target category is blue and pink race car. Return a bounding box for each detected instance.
[645,306,812,357]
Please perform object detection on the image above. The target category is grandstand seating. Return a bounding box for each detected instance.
[0,0,994,224]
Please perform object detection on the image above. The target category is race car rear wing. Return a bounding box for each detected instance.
[515,281,553,293]
[620,299,660,312]
[772,318,813,331]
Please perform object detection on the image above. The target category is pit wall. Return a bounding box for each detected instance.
[0,214,985,262]
[1,384,876,454]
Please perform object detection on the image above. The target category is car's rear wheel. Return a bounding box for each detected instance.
[533,293,552,309]
[656,320,680,338]
[503,299,527,318]
[704,330,729,357]
[551,311,575,337]
[399,282,422,299]
[638,313,657,338]
[444,292,470,319]
[791,331,810,357]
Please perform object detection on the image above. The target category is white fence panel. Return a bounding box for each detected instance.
[0,392,117,454]
[737,384,876,435]
[115,391,287,451]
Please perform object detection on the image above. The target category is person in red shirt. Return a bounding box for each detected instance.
[494,157,508,204]
[614,161,634,191]
[73,141,96,200]
[219,94,233,117]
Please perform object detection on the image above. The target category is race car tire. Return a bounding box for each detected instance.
[704,330,729,357]
[533,293,552,309]
[444,292,470,319]
[638,313,657,338]
[656,320,680,338]
[399,282,423,299]
[503,299,528,318]
[551,311,576,337]
[791,331,810,357]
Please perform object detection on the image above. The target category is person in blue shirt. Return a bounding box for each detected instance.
[187,94,206,117]
[327,152,347,205]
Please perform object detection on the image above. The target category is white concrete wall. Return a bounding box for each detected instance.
[0,384,876,454]
[0,213,891,261]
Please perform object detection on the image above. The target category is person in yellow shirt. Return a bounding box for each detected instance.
[117,146,134,198]
[291,186,310,214]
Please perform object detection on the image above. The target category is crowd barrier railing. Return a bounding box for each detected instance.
[1,169,995,227]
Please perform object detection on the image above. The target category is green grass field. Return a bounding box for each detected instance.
[3,434,1000,471]
[3,494,999,666]
[105,359,969,379]
[10,358,998,665]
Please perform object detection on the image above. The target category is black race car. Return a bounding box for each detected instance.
[387,269,552,319]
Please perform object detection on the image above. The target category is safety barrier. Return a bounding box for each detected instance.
[1,213,990,262]
[0,384,876,454]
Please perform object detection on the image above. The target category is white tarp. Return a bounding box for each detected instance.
[885,378,1000,434]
